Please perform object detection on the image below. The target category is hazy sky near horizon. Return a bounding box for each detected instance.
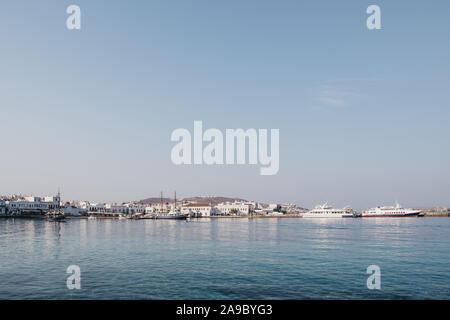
[1,1,449,210]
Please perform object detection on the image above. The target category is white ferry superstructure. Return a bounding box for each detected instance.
[361,202,421,217]
[302,203,356,218]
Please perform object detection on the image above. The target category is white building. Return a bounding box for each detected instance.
[145,206,155,214]
[0,200,6,215]
[268,203,281,211]
[62,202,86,216]
[151,202,173,214]
[126,204,146,214]
[85,203,106,214]
[109,203,128,215]
[279,203,303,214]
[7,195,60,214]
[215,201,254,216]
[77,201,89,210]
[181,203,215,217]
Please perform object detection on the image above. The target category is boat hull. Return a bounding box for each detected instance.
[361,211,421,217]
[302,213,355,218]
[153,215,188,220]
[47,217,66,222]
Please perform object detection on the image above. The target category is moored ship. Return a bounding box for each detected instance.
[151,191,188,220]
[302,202,356,218]
[361,202,421,217]
[152,208,189,220]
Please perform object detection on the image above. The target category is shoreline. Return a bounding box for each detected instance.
[1,214,449,220]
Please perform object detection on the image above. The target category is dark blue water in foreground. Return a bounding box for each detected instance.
[0,217,449,299]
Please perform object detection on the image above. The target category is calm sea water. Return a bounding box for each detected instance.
[0,217,449,299]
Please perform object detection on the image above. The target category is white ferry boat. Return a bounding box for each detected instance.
[302,203,356,218]
[362,202,421,217]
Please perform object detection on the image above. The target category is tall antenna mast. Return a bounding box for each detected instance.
[58,187,61,210]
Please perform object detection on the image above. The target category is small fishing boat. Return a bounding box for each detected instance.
[47,213,66,222]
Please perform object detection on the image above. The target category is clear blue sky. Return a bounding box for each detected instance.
[0,1,449,210]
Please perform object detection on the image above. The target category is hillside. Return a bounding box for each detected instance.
[136,196,247,206]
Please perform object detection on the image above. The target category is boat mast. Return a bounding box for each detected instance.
[58,186,62,215]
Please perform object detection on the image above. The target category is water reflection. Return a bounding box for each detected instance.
[23,220,35,253]
[104,219,112,239]
[79,219,88,248]
[1,217,449,299]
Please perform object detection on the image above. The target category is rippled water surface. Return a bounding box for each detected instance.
[0,217,449,299]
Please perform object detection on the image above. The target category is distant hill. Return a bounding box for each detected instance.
[182,196,247,206]
[136,196,247,206]
[136,197,173,204]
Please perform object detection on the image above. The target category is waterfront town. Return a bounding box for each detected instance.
[0,193,449,219]
[0,193,304,219]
